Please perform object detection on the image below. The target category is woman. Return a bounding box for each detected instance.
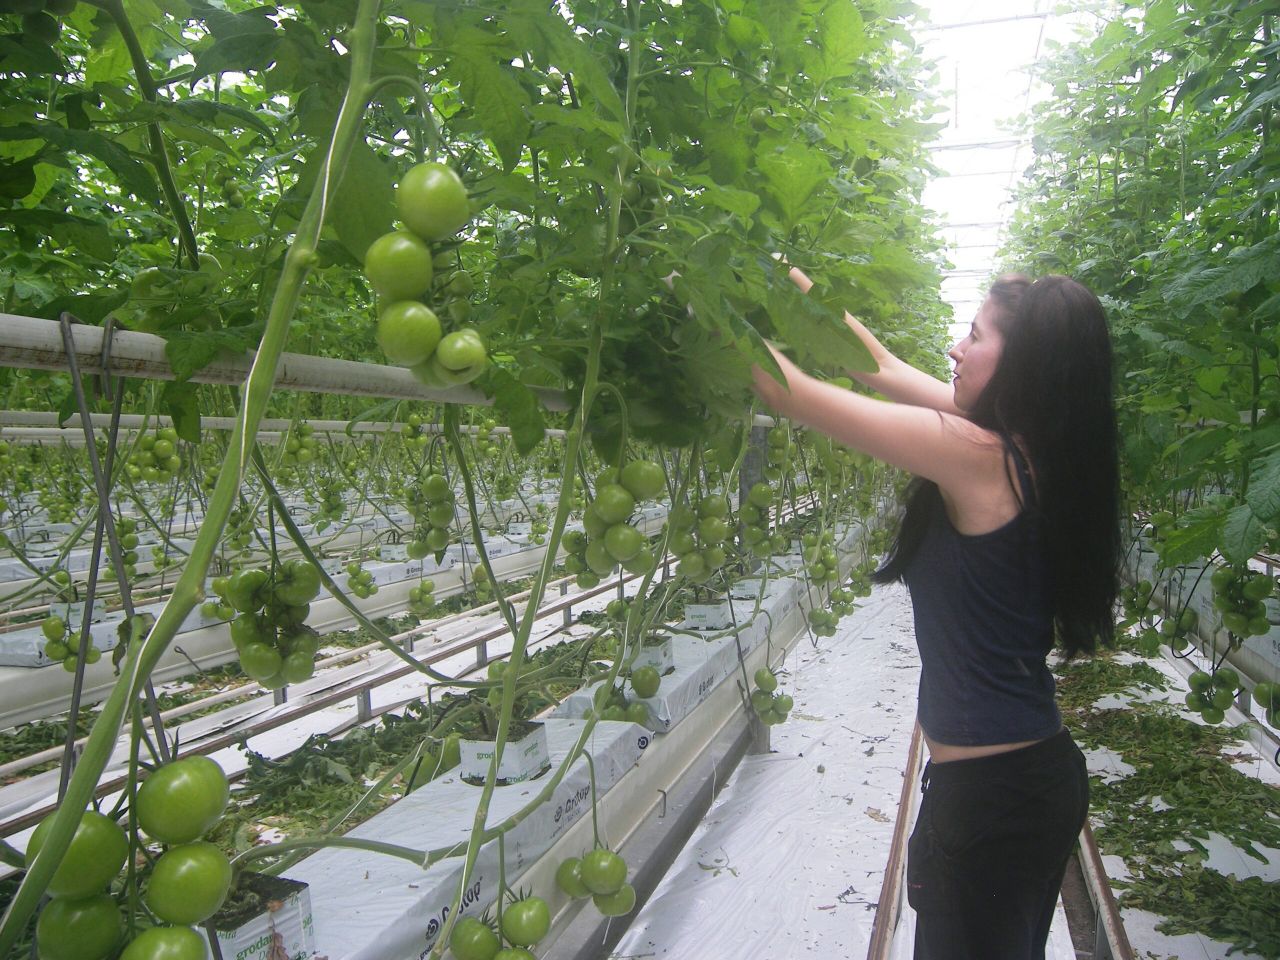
[751,270,1119,959]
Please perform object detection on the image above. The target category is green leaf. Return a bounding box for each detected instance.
[687,175,760,219]
[1244,447,1280,523]
[814,0,866,82]
[329,140,396,262]
[118,98,274,139]
[1164,235,1280,310]
[0,37,64,75]
[191,32,282,84]
[162,324,262,383]
[770,284,876,374]
[484,368,546,455]
[756,139,829,230]
[160,380,201,443]
[452,51,531,172]
[1159,502,1225,567]
[0,124,158,203]
[1220,502,1266,564]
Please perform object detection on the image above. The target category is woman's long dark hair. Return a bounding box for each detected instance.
[873,274,1120,658]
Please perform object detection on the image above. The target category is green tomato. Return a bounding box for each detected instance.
[592,881,637,917]
[145,842,232,925]
[119,926,207,960]
[136,755,230,844]
[225,567,270,613]
[748,481,773,508]
[239,642,283,683]
[754,667,778,693]
[697,494,730,519]
[585,539,618,576]
[622,545,656,575]
[42,615,66,642]
[36,894,121,960]
[630,665,661,699]
[579,848,627,896]
[435,327,487,371]
[604,523,644,563]
[410,351,486,388]
[493,950,535,960]
[619,459,665,501]
[26,810,128,898]
[364,230,433,301]
[556,857,592,899]
[500,897,550,947]
[398,162,470,242]
[594,484,636,526]
[377,301,442,367]
[448,916,500,960]
[273,559,322,606]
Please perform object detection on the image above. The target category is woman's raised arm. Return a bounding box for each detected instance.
[785,265,960,416]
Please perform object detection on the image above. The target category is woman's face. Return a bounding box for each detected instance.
[948,297,1006,412]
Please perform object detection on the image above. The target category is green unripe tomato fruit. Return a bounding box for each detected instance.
[364,230,433,301]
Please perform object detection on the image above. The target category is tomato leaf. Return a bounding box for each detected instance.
[162,324,263,383]
[329,140,396,261]
[1244,447,1280,524]
[161,380,201,444]
[756,139,829,231]
[1159,500,1226,567]
[484,369,546,455]
[1219,502,1267,565]
[0,124,158,203]
[452,50,531,172]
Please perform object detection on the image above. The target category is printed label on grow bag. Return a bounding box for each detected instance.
[206,872,314,960]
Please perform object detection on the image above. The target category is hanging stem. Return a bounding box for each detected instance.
[0,2,386,949]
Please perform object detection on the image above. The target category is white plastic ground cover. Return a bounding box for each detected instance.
[290,718,649,960]
[610,581,1078,960]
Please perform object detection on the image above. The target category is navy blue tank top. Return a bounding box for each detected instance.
[901,440,1061,746]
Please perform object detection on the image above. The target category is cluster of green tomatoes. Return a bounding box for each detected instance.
[40,607,101,671]
[557,846,636,918]
[344,559,380,600]
[114,515,142,580]
[216,559,323,688]
[405,472,457,558]
[750,666,793,725]
[563,460,665,587]
[125,428,182,485]
[408,577,437,617]
[1210,564,1274,638]
[446,894,551,960]
[279,420,319,466]
[1184,666,1244,726]
[363,161,489,387]
[25,753,233,960]
[740,480,787,559]
[667,493,733,583]
[400,412,432,451]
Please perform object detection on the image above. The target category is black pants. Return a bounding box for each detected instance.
[907,727,1089,960]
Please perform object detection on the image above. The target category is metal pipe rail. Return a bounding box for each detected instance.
[0,411,569,440]
[0,314,571,411]
[0,315,778,426]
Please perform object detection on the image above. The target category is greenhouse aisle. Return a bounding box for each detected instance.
[607,582,1077,960]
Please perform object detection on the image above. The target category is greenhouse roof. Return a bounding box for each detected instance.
[916,0,1098,338]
